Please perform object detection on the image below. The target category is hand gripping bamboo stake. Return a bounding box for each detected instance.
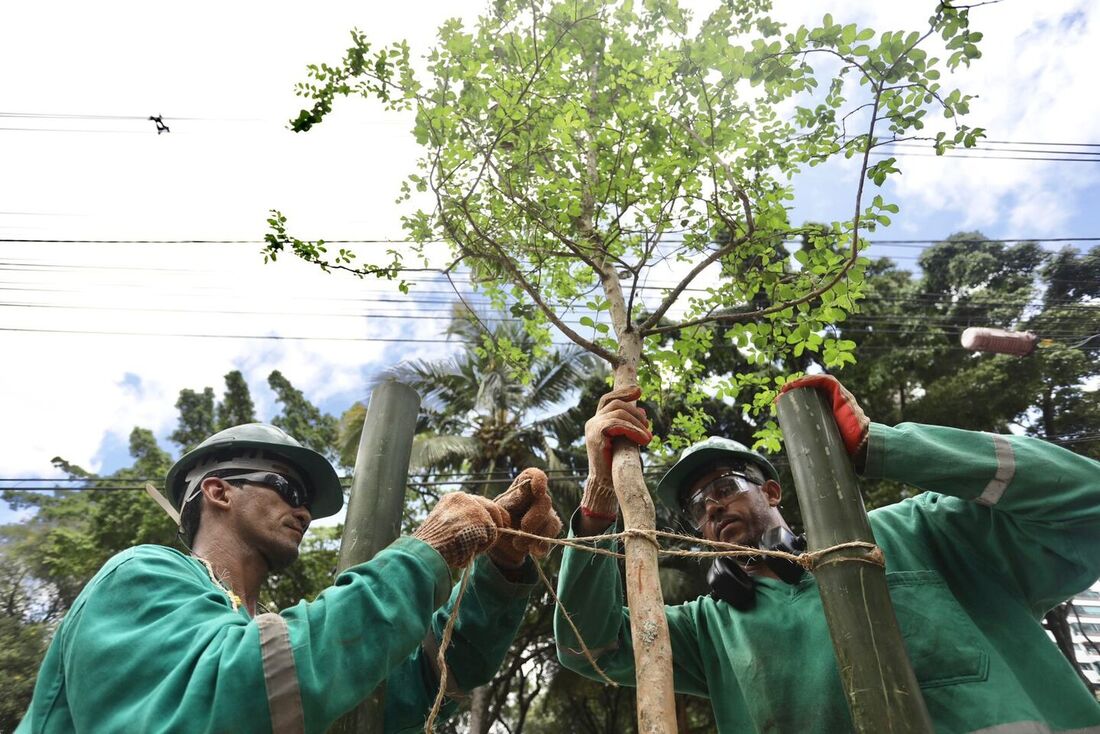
[776,386,933,733]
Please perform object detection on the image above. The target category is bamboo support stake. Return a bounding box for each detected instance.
[610,343,678,734]
[776,386,933,733]
[329,380,421,734]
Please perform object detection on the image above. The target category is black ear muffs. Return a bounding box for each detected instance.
[707,555,756,610]
[759,526,808,585]
[707,527,807,610]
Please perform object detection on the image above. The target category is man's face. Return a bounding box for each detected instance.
[685,464,779,546]
[225,474,313,571]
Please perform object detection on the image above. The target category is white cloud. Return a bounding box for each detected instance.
[771,1,1100,235]
[0,239,457,479]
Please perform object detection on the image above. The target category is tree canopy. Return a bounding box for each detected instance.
[273,0,985,449]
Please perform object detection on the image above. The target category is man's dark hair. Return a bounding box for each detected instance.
[177,465,259,547]
[179,492,204,548]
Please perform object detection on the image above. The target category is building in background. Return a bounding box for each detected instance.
[1067,581,1100,695]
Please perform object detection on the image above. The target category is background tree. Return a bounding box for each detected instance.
[831,235,1099,476]
[217,369,258,430]
[274,0,986,724]
[366,306,593,493]
[0,555,55,733]
[269,369,341,462]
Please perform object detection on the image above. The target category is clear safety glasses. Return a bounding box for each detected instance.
[685,471,761,529]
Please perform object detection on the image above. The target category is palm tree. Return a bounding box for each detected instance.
[346,305,597,497]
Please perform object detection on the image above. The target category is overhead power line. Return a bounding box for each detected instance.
[0,127,152,135]
[0,111,245,122]
[980,140,1100,149]
[0,326,461,343]
[2,236,1098,246]
[1,324,1096,347]
[0,117,1094,150]
[884,142,1100,158]
[874,150,1100,163]
[12,435,1100,493]
[0,300,1095,335]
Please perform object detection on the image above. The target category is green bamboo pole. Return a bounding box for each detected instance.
[775,386,933,734]
[329,380,421,734]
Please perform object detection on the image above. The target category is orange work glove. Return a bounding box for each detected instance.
[581,386,653,521]
[413,492,509,568]
[778,374,869,462]
[490,468,562,568]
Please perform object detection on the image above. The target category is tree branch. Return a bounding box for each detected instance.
[645,77,887,336]
[638,121,755,332]
[451,199,619,364]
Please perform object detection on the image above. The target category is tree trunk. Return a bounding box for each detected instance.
[1043,603,1094,690]
[610,330,678,734]
[468,684,493,734]
[776,386,933,733]
[1041,385,1056,439]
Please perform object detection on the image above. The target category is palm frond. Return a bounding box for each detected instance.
[526,346,596,411]
[370,356,476,415]
[409,434,481,471]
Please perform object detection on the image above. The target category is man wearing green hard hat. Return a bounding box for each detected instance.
[18,421,561,734]
[554,375,1100,733]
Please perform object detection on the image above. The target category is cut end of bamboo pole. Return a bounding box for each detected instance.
[960,327,1038,356]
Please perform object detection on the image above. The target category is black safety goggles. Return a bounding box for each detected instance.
[220,471,312,510]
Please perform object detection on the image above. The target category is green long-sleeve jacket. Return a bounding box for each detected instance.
[18,536,535,733]
[556,423,1100,734]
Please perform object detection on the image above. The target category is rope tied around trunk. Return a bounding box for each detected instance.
[422,525,884,731]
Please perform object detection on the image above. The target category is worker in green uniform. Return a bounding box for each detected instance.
[556,375,1100,734]
[18,422,561,734]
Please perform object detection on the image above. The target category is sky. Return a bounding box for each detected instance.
[2,0,1098,525]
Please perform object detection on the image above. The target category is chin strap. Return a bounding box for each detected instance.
[707,527,807,610]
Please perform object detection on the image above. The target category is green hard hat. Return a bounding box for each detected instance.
[164,423,344,519]
[655,436,780,511]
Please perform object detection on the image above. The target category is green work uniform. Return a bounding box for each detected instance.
[18,537,536,733]
[556,422,1100,734]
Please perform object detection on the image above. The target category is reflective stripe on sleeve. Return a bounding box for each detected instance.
[968,722,1100,734]
[976,434,1016,507]
[256,613,305,734]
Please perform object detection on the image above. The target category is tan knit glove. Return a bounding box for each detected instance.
[413,492,509,568]
[582,386,653,521]
[490,468,562,568]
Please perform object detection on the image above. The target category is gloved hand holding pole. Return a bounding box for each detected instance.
[579,386,653,534]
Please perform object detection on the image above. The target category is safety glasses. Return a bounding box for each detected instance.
[220,471,312,510]
[685,471,761,529]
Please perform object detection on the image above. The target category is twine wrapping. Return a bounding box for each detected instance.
[425,564,473,732]
[421,525,885,731]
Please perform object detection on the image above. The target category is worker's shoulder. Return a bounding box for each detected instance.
[64,545,207,627]
[89,544,206,592]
